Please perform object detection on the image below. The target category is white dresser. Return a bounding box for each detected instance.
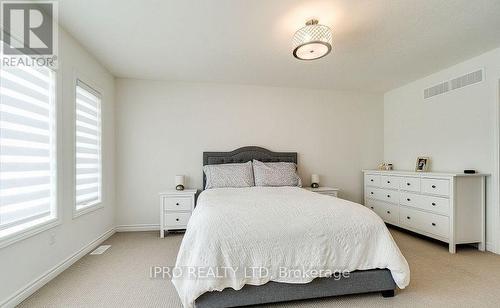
[363,170,486,253]
[159,189,196,238]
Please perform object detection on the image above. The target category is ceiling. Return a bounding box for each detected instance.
[58,0,500,92]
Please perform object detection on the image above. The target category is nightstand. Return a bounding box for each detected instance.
[159,189,196,238]
[305,187,339,197]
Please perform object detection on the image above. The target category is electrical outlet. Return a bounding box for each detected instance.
[49,233,56,246]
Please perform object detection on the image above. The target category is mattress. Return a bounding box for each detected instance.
[172,187,410,308]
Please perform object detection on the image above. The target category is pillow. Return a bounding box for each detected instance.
[203,161,255,189]
[252,159,302,187]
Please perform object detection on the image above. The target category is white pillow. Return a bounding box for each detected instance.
[203,161,255,189]
[252,159,302,187]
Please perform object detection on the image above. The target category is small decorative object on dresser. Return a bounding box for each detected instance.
[415,157,429,172]
[310,174,320,188]
[175,175,185,190]
[305,186,339,198]
[378,163,394,171]
[159,189,196,238]
[363,170,487,253]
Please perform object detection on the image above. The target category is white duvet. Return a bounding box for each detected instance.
[172,187,410,308]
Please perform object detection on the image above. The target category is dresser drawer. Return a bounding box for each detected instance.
[380,175,401,190]
[400,192,422,208]
[378,188,398,204]
[400,192,450,216]
[366,199,399,225]
[400,177,420,192]
[365,187,381,200]
[365,174,380,187]
[164,196,193,211]
[400,207,449,238]
[421,178,450,197]
[420,195,450,216]
[165,212,191,228]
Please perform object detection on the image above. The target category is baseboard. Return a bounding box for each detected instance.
[1,227,116,308]
[486,242,498,254]
[115,224,160,232]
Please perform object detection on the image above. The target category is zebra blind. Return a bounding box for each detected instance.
[75,80,102,211]
[0,66,57,237]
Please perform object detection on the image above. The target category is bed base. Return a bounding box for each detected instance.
[194,269,396,308]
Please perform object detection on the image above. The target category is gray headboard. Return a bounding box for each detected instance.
[202,146,298,190]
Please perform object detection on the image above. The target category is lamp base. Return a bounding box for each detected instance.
[311,183,319,188]
[176,185,184,191]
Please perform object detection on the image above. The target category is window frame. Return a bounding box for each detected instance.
[73,77,103,218]
[0,65,61,249]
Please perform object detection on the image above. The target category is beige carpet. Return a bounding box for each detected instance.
[18,228,500,308]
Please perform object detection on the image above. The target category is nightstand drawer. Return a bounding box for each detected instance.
[164,197,192,211]
[165,212,191,227]
[321,192,338,197]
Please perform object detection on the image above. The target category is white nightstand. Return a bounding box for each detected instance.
[305,187,339,197]
[159,189,196,238]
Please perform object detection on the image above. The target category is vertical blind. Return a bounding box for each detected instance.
[75,80,101,210]
[0,65,57,236]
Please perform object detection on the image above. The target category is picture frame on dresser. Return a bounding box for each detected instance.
[415,157,430,172]
[363,170,487,253]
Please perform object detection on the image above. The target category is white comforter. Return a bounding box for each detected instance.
[172,187,410,308]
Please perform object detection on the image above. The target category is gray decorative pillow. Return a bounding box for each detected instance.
[203,161,255,189]
[252,159,302,187]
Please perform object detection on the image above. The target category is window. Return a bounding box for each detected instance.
[75,80,102,213]
[0,65,57,240]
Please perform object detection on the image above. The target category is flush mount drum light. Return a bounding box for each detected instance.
[292,19,332,60]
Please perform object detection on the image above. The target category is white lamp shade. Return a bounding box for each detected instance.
[311,174,320,184]
[175,175,185,186]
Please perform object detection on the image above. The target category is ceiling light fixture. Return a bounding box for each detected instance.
[292,19,332,60]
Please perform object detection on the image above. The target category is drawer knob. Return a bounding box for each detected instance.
[406,182,410,186]
[370,192,374,195]
[387,211,391,214]
[176,218,179,221]
[407,216,411,220]
[387,181,391,184]
[432,223,436,226]
[407,198,411,201]
[370,179,374,182]
[387,195,391,198]
[432,202,436,206]
[432,185,436,188]
[370,206,374,209]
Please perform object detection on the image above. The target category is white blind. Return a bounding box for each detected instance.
[0,66,57,236]
[75,80,101,210]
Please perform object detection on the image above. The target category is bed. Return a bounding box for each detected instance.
[172,147,410,308]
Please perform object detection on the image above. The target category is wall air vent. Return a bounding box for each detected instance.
[423,69,483,99]
[424,82,449,99]
[450,70,483,90]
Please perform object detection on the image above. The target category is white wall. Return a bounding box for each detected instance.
[384,47,500,252]
[0,28,116,305]
[115,79,384,227]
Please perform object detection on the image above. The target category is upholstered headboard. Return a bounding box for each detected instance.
[202,146,298,190]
